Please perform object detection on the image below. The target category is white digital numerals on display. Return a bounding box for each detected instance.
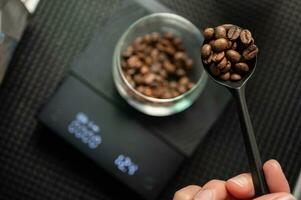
[68,112,102,149]
[114,154,139,176]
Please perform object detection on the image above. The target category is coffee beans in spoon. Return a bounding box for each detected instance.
[201,24,259,81]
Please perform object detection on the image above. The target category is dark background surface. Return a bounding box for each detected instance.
[0,0,300,199]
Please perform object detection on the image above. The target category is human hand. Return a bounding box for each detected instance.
[173,160,295,200]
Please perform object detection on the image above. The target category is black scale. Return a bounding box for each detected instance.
[39,0,230,199]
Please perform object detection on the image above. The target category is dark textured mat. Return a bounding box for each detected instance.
[0,0,300,199]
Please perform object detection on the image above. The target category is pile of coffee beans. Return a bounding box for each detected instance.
[121,32,195,99]
[201,24,259,81]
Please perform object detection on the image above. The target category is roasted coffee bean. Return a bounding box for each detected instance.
[140,65,149,74]
[209,64,221,76]
[134,74,144,84]
[175,52,187,61]
[173,37,182,46]
[159,69,167,78]
[150,49,160,60]
[221,61,231,73]
[240,29,252,44]
[171,90,180,98]
[203,28,214,40]
[163,61,176,73]
[226,50,241,63]
[217,57,228,69]
[212,51,225,63]
[220,72,231,81]
[143,87,153,96]
[163,32,174,40]
[150,62,161,73]
[187,82,194,89]
[243,44,258,60]
[178,85,187,94]
[213,38,228,52]
[185,58,193,69]
[176,68,186,77]
[222,24,234,30]
[204,52,213,65]
[150,32,160,42]
[227,41,232,49]
[165,46,176,55]
[215,26,227,39]
[121,60,128,69]
[232,41,238,50]
[227,26,241,40]
[122,46,134,58]
[144,73,156,85]
[230,73,242,81]
[234,62,249,73]
[143,34,152,43]
[179,77,189,85]
[201,44,212,58]
[169,81,178,89]
[144,56,152,65]
[128,56,142,68]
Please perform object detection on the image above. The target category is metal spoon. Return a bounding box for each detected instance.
[202,56,269,196]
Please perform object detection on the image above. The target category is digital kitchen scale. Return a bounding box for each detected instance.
[39,0,230,199]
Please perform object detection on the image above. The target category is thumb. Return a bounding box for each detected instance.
[254,192,296,200]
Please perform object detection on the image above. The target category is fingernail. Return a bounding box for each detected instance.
[270,159,282,169]
[194,189,214,200]
[228,174,249,188]
[274,194,296,200]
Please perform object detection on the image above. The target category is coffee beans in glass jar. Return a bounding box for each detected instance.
[121,32,195,99]
[201,24,259,81]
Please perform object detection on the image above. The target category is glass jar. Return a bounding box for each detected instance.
[113,13,207,116]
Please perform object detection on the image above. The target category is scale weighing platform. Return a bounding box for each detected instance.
[39,0,230,199]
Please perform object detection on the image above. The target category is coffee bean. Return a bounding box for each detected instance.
[128,56,142,68]
[165,46,176,55]
[143,34,152,43]
[177,85,187,94]
[163,61,176,73]
[179,77,189,85]
[212,51,225,63]
[140,65,149,74]
[144,56,152,65]
[232,42,238,50]
[201,44,212,58]
[159,69,167,78]
[227,26,241,40]
[122,46,134,58]
[220,72,231,80]
[187,82,194,90]
[215,26,227,39]
[173,37,182,46]
[175,52,187,61]
[176,68,186,77]
[150,49,160,59]
[227,41,232,49]
[234,62,249,73]
[169,81,178,89]
[222,24,234,30]
[143,87,153,96]
[134,74,144,84]
[150,32,160,42]
[185,58,193,69]
[217,57,228,69]
[144,73,156,85]
[209,64,221,76]
[204,51,213,65]
[240,29,252,44]
[243,44,258,60]
[226,50,241,63]
[213,38,228,52]
[203,28,214,40]
[163,32,174,40]
[150,62,161,73]
[230,73,242,81]
[221,61,231,73]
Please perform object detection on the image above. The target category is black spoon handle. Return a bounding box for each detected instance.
[229,85,269,196]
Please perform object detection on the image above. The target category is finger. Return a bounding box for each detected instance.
[173,185,201,200]
[253,192,296,200]
[226,173,255,199]
[263,159,290,193]
[194,180,229,200]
